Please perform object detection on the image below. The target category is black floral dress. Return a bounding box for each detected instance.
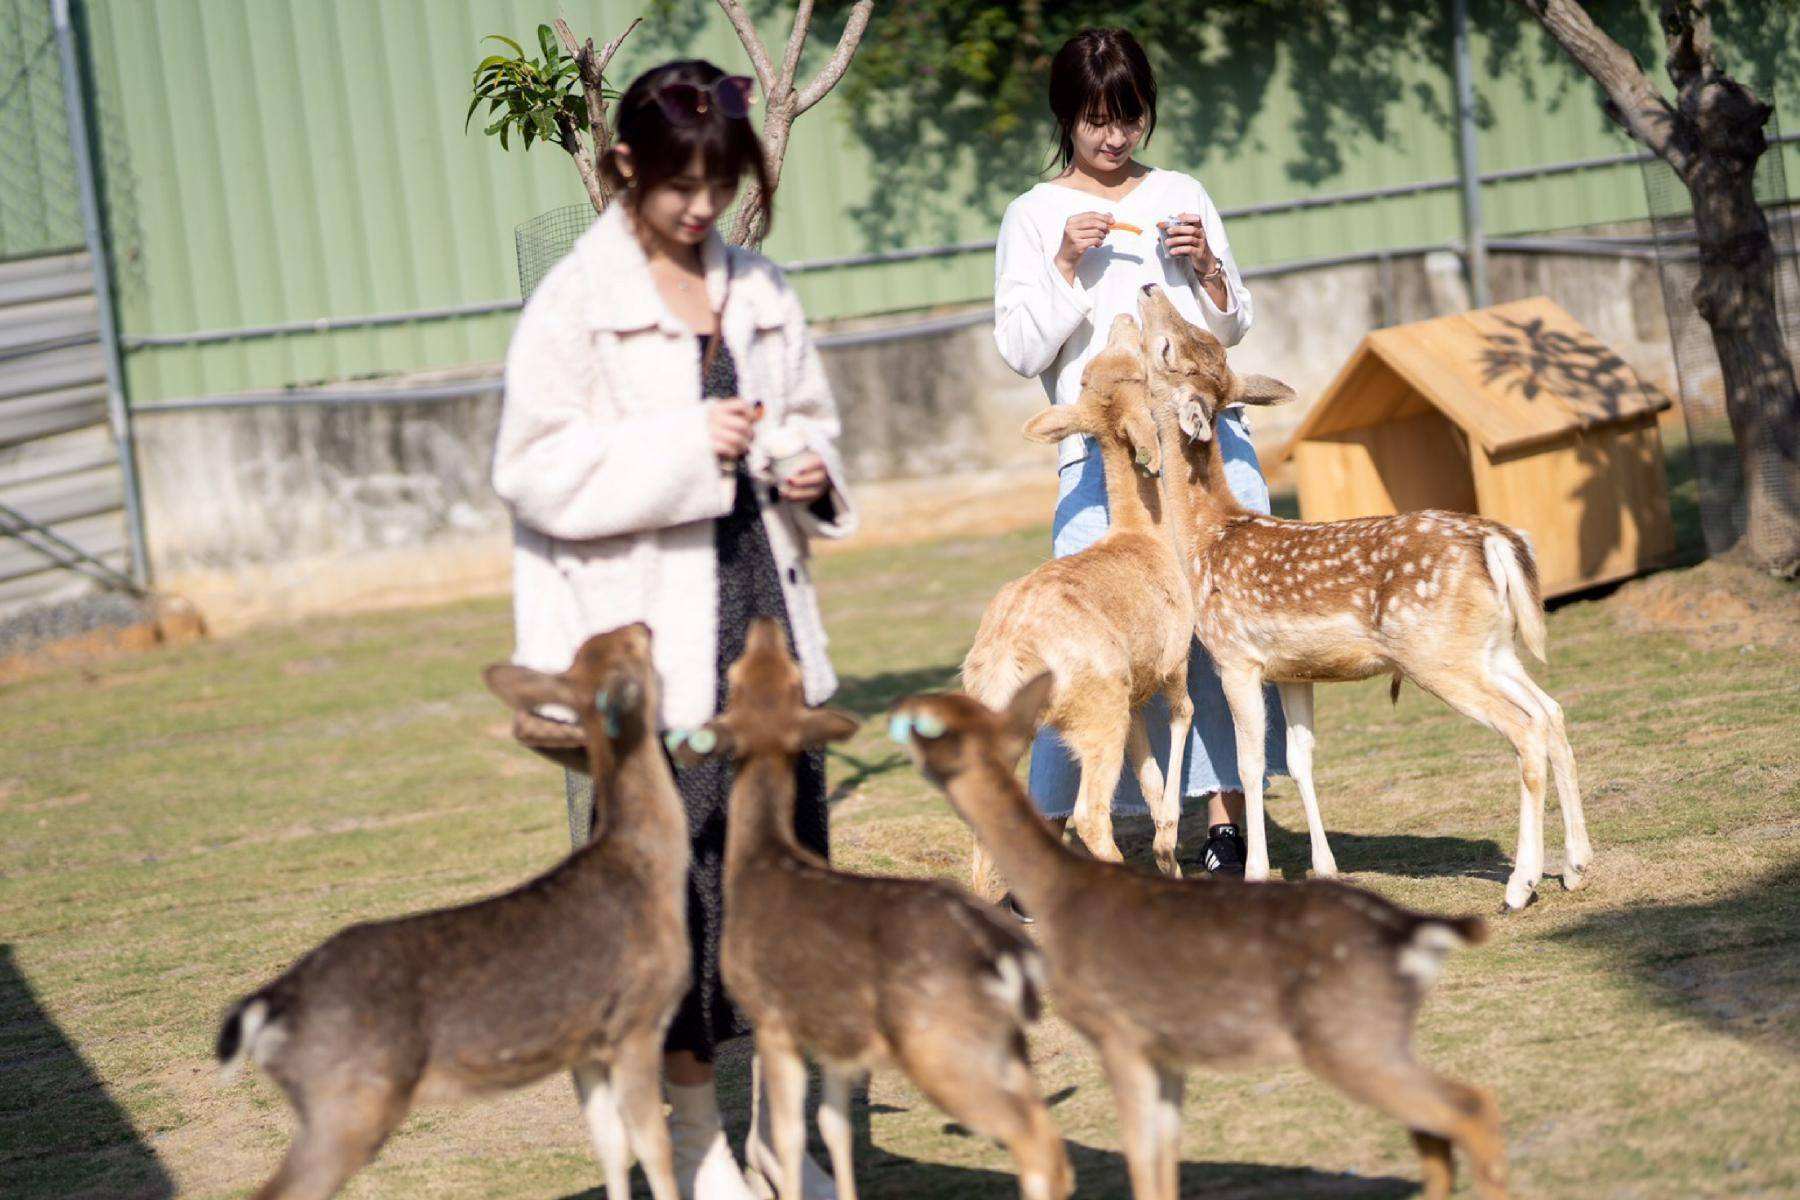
[563,335,829,1062]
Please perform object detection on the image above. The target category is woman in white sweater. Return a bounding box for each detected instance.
[494,60,854,1200]
[992,28,1286,893]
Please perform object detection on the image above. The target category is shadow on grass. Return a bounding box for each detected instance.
[1107,812,1509,887]
[832,663,965,718]
[563,1072,1417,1199]
[0,944,175,1199]
[1547,858,1800,1053]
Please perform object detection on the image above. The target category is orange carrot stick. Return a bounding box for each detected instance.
[1107,221,1144,235]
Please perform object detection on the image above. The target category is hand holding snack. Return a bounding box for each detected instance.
[709,398,756,462]
[1157,212,1220,277]
[1054,211,1114,282]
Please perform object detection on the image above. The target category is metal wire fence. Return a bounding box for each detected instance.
[0,0,84,259]
[1643,111,1800,559]
[515,203,598,302]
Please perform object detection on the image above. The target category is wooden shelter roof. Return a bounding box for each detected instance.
[1277,296,1673,461]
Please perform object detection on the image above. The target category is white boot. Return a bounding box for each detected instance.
[743,1057,838,1200]
[667,1080,759,1200]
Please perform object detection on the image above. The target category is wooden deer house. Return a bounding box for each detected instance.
[1277,296,1678,597]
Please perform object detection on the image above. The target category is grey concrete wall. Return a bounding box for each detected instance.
[132,246,1684,628]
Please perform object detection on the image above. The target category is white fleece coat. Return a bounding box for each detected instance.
[494,203,857,729]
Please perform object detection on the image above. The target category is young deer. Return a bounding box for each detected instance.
[1137,285,1591,912]
[961,312,1195,890]
[891,678,1508,1200]
[673,617,1070,1200]
[215,623,689,1200]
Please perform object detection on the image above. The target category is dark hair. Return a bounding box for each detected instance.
[1047,29,1158,170]
[603,59,773,236]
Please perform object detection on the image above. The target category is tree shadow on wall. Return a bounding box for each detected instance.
[0,944,175,1199]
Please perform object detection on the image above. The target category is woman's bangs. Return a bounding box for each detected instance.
[1080,69,1146,129]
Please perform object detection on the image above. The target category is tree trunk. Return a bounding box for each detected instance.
[1687,149,1800,574]
[1513,0,1800,576]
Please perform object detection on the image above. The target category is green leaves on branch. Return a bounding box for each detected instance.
[464,24,619,152]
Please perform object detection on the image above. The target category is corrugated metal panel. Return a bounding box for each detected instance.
[71,0,1800,403]
[0,245,126,613]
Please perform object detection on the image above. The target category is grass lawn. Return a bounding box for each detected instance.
[2,516,1797,1198]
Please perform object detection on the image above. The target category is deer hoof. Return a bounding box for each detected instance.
[1498,885,1538,914]
[1562,867,1588,892]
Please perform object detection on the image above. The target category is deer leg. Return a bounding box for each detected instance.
[1218,665,1271,881]
[900,1022,1071,1200]
[1499,657,1591,887]
[1307,1050,1508,1200]
[1151,680,1194,877]
[817,1068,859,1200]
[971,837,1008,903]
[1066,699,1129,864]
[1126,713,1177,877]
[1275,681,1337,877]
[573,1063,634,1200]
[610,1032,680,1200]
[1097,1042,1165,1200]
[1430,668,1548,912]
[756,1034,809,1200]
[251,1078,409,1200]
[1154,1067,1184,1200]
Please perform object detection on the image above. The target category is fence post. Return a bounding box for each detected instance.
[1452,0,1490,309]
[52,0,150,587]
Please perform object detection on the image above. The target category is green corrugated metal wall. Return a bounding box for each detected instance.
[53,1,1800,405]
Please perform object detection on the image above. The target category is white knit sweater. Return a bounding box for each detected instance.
[494,203,856,728]
[993,168,1253,466]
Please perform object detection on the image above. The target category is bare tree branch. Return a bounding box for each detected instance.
[555,109,608,214]
[717,0,777,93]
[795,0,873,115]
[1512,0,1697,177]
[778,0,816,94]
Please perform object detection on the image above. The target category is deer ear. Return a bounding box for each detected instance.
[1151,334,1177,371]
[997,672,1056,761]
[485,664,579,715]
[1022,407,1086,444]
[1123,403,1161,476]
[798,707,861,746]
[1234,374,1296,406]
[666,719,734,768]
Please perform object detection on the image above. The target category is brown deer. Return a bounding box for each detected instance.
[673,617,1071,1200]
[961,312,1195,892]
[1137,284,1591,912]
[891,678,1508,1200]
[215,623,689,1200]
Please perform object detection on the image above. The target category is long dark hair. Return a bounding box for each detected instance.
[1047,29,1158,170]
[603,60,773,236]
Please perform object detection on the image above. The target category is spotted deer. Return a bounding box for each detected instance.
[891,677,1508,1200]
[1136,284,1591,911]
[215,624,689,1200]
[671,618,1071,1200]
[961,312,1195,892]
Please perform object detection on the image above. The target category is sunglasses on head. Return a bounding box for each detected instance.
[650,76,757,125]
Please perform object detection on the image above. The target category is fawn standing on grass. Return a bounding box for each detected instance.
[892,678,1508,1200]
[215,624,690,1200]
[1137,285,1591,912]
[673,618,1072,1200]
[962,312,1195,892]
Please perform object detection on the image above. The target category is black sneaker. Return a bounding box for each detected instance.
[1001,893,1035,925]
[1202,824,1247,877]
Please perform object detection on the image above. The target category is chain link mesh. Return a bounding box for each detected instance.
[1642,111,1800,558]
[515,203,599,301]
[0,0,84,260]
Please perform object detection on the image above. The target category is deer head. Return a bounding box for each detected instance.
[484,622,660,775]
[887,674,1056,797]
[669,617,860,766]
[1137,285,1295,442]
[1021,314,1161,476]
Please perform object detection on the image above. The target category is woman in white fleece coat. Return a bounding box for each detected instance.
[493,61,854,1200]
[992,28,1286,893]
